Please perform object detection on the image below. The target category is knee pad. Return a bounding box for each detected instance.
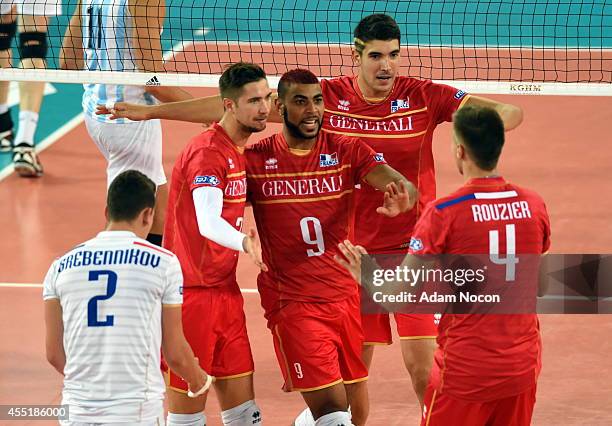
[221,400,262,426]
[314,411,352,426]
[18,31,48,60]
[294,408,315,426]
[0,21,16,51]
[166,412,206,426]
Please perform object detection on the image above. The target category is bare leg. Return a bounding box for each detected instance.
[345,381,369,426]
[400,338,436,407]
[0,8,16,152]
[12,13,47,177]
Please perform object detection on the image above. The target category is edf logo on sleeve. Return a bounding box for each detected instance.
[454,90,467,100]
[193,175,220,186]
[409,237,424,252]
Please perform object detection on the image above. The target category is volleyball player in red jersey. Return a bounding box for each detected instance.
[320,16,524,408]
[245,69,416,426]
[163,63,271,426]
[97,13,524,409]
[337,105,550,426]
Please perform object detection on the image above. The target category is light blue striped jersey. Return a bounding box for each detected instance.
[82,0,157,123]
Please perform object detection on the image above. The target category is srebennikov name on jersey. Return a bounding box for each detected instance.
[57,248,161,273]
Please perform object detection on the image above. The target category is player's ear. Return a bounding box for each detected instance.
[275,98,284,115]
[456,144,466,161]
[222,97,234,113]
[351,48,362,66]
[104,206,110,222]
[141,207,155,229]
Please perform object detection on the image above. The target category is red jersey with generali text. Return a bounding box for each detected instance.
[321,76,470,252]
[408,177,551,401]
[164,123,247,288]
[246,131,384,314]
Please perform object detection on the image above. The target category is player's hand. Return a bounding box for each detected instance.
[242,228,269,272]
[187,364,215,398]
[95,102,152,121]
[376,180,417,217]
[335,240,368,284]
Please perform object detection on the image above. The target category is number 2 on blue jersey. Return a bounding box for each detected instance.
[87,270,117,327]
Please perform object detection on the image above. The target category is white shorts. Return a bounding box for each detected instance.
[0,0,62,16]
[84,115,167,188]
[62,418,164,426]
[60,397,165,426]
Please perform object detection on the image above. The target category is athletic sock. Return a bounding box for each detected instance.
[15,110,38,146]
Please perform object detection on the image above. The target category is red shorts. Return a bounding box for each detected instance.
[361,313,438,344]
[421,384,537,426]
[164,285,254,392]
[362,248,438,344]
[268,294,368,392]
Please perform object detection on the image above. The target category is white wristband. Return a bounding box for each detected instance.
[187,374,214,398]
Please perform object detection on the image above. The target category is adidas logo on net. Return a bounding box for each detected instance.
[145,76,161,86]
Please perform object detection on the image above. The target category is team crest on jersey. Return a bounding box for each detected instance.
[409,237,424,252]
[265,157,278,170]
[193,175,220,186]
[228,158,235,169]
[374,153,385,162]
[319,152,339,167]
[454,90,467,100]
[391,98,409,113]
[338,99,350,111]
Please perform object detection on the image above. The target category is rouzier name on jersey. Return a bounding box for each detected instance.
[472,201,532,223]
[57,248,161,273]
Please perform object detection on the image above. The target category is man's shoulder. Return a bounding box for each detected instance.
[429,186,475,213]
[321,76,355,99]
[181,129,230,162]
[507,182,545,203]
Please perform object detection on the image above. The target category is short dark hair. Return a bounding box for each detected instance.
[107,170,156,222]
[354,14,401,54]
[218,62,267,101]
[277,69,320,100]
[453,106,505,170]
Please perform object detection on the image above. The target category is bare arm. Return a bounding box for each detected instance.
[97,92,283,123]
[538,253,550,297]
[129,0,192,103]
[133,95,226,122]
[161,305,209,392]
[59,1,84,70]
[44,299,66,374]
[464,95,523,131]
